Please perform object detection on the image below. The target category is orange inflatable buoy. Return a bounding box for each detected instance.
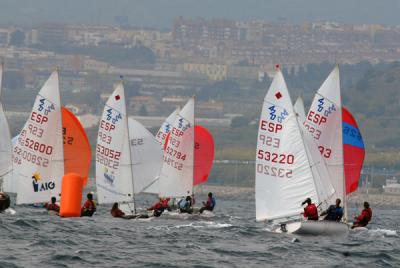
[59,173,84,217]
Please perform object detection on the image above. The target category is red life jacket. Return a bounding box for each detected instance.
[357,208,372,224]
[304,204,319,220]
[111,208,125,218]
[161,199,169,208]
[45,203,60,212]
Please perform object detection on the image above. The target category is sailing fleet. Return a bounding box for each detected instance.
[0,64,366,235]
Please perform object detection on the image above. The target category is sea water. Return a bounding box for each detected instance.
[0,192,399,267]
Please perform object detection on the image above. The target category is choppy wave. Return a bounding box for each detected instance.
[0,194,399,267]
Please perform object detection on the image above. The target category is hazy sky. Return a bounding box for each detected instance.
[2,0,400,28]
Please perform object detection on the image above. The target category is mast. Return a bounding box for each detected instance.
[337,64,347,222]
[122,80,137,214]
[192,96,195,197]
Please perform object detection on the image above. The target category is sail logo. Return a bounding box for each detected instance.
[106,108,122,124]
[317,98,325,112]
[38,98,55,115]
[268,106,277,120]
[323,104,336,117]
[277,109,289,123]
[177,117,190,131]
[164,123,171,133]
[103,168,115,185]
[31,173,55,192]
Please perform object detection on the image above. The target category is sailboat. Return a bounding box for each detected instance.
[0,63,13,212]
[12,71,64,204]
[96,82,163,217]
[158,98,195,198]
[151,106,214,196]
[255,68,348,235]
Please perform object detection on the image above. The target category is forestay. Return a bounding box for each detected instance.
[128,118,163,194]
[158,98,194,197]
[13,71,64,204]
[0,64,13,192]
[305,67,344,205]
[96,83,134,204]
[255,70,334,222]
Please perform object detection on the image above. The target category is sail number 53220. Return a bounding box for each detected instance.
[257,150,294,164]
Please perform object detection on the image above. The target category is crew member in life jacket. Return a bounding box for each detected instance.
[111,202,125,218]
[200,192,216,214]
[321,198,343,222]
[0,192,10,212]
[301,198,318,220]
[178,195,193,214]
[81,193,96,217]
[148,198,166,217]
[44,196,60,213]
[352,201,372,229]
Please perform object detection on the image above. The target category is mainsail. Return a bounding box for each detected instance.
[255,69,334,222]
[96,83,134,204]
[158,98,195,197]
[305,67,344,206]
[13,71,64,204]
[0,64,12,191]
[155,108,179,146]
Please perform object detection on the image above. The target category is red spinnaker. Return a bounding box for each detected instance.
[342,107,365,194]
[193,125,214,186]
[62,107,92,186]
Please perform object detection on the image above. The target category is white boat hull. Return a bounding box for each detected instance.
[282,220,349,236]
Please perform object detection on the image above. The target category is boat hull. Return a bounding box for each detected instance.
[282,221,349,236]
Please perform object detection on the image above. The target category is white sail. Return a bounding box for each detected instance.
[294,96,306,123]
[155,107,180,146]
[143,108,180,194]
[13,71,64,204]
[128,118,163,194]
[96,83,134,204]
[255,70,334,222]
[0,64,13,192]
[305,66,344,206]
[158,98,194,198]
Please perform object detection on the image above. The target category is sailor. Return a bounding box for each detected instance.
[302,198,319,220]
[44,196,60,213]
[161,197,171,211]
[178,195,193,214]
[352,201,372,229]
[148,198,165,217]
[199,192,216,214]
[321,198,343,222]
[81,192,96,217]
[110,202,125,218]
[0,192,10,212]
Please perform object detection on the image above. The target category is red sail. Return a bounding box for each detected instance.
[193,125,214,185]
[342,107,365,194]
[62,107,92,186]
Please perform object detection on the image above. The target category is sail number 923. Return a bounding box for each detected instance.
[257,150,294,164]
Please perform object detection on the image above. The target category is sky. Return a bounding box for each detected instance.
[1,0,400,29]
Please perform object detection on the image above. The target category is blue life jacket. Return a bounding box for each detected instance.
[211,197,216,209]
[325,205,343,221]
